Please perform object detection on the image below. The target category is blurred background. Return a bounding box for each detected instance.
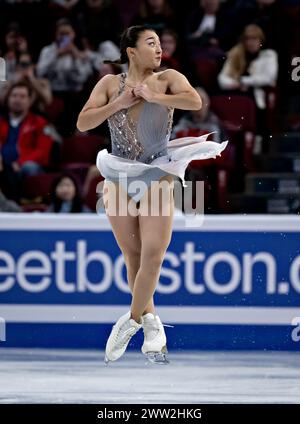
[0,0,299,215]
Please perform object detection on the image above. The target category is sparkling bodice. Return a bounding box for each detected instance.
[107,72,174,164]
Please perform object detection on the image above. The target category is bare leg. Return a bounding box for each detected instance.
[103,179,156,317]
[130,175,174,322]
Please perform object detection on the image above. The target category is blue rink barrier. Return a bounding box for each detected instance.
[0,213,300,350]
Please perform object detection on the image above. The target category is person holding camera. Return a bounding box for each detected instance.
[36,18,96,134]
[0,51,53,116]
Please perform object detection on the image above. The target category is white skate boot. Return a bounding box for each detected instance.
[141,313,172,365]
[104,311,142,364]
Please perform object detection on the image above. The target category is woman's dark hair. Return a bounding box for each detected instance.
[50,173,84,213]
[103,25,156,65]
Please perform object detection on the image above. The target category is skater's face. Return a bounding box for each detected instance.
[55,177,76,201]
[127,30,162,69]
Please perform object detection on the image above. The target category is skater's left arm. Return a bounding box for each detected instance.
[134,69,202,110]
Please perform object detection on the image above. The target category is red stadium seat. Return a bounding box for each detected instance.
[210,95,256,171]
[21,172,61,205]
[61,163,91,185]
[44,97,64,124]
[21,204,49,213]
[194,57,219,91]
[61,135,106,164]
[210,95,256,132]
[175,128,210,138]
[264,86,279,134]
[188,142,236,171]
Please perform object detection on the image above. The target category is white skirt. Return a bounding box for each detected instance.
[96,132,228,188]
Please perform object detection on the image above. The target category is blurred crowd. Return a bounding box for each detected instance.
[0,0,299,214]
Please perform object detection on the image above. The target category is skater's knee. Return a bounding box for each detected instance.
[124,250,141,269]
[141,248,164,271]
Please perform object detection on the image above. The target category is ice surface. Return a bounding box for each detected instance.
[0,349,299,404]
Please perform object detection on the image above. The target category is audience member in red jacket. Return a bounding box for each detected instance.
[0,81,53,200]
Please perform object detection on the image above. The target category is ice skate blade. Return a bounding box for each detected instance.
[104,354,111,365]
[145,351,170,365]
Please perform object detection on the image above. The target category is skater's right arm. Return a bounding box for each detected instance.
[76,74,140,132]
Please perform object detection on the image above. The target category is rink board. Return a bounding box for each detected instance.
[0,214,300,350]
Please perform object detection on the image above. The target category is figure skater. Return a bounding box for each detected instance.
[77,25,228,365]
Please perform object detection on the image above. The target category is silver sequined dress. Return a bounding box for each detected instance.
[96,72,228,203]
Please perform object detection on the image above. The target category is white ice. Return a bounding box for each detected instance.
[0,349,299,404]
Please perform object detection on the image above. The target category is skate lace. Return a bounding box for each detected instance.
[143,320,174,340]
[113,324,137,349]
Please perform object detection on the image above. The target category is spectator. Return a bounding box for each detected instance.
[47,173,91,213]
[98,62,122,79]
[160,28,182,71]
[218,23,278,106]
[172,87,226,144]
[0,81,53,200]
[86,39,122,80]
[232,0,281,50]
[36,18,95,93]
[75,0,123,49]
[97,40,121,66]
[131,0,177,34]
[1,22,29,81]
[50,0,81,11]
[158,28,193,79]
[185,0,232,57]
[0,188,21,212]
[0,51,53,115]
[218,24,278,150]
[218,24,278,103]
[36,18,96,134]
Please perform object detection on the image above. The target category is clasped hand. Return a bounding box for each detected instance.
[132,84,155,102]
[117,84,155,109]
